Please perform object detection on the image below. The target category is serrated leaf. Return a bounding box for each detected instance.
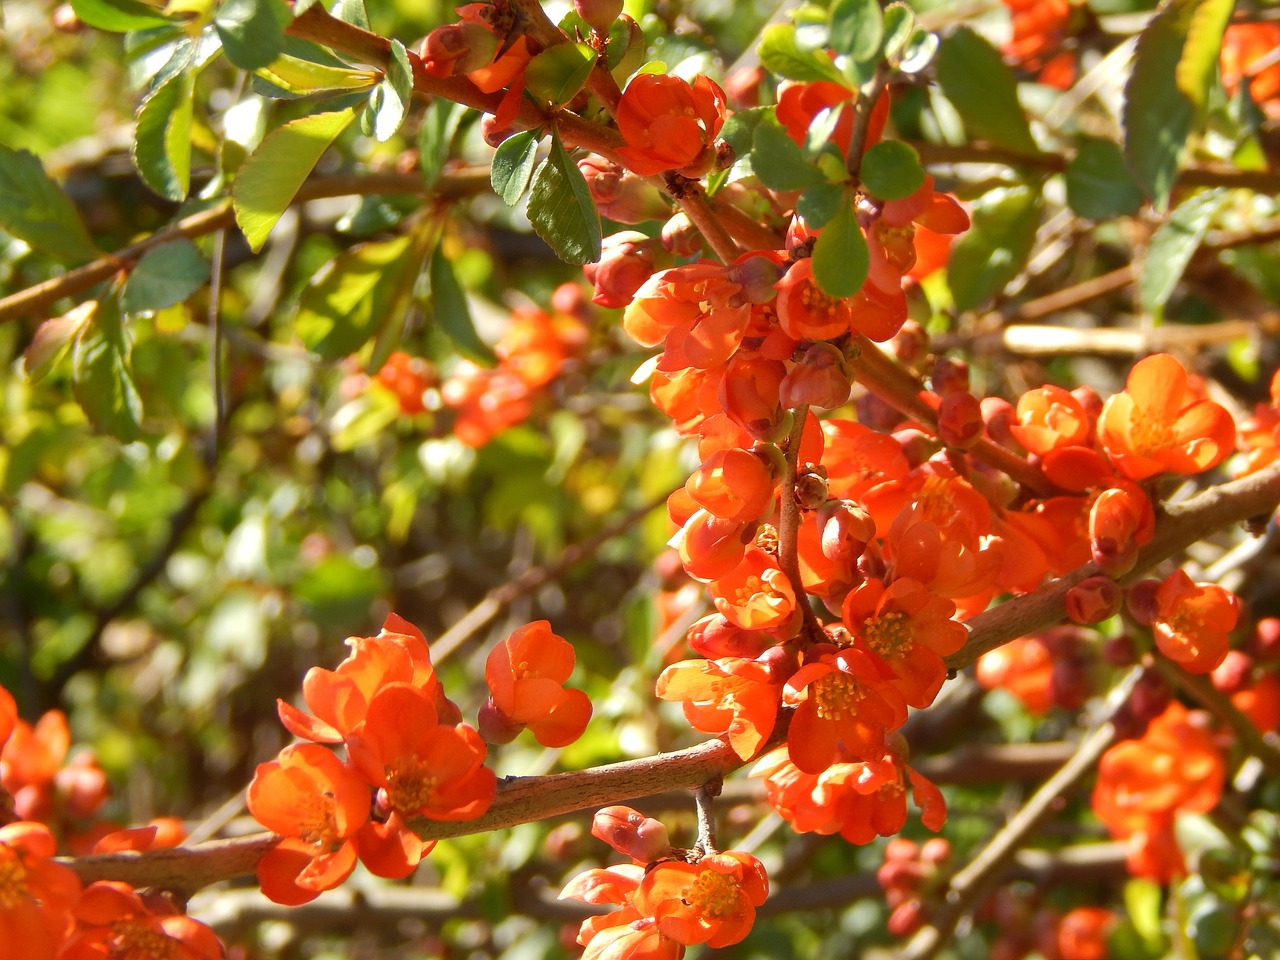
[419,99,464,190]
[364,39,413,142]
[860,140,924,201]
[256,54,376,97]
[122,239,211,315]
[1065,137,1144,220]
[1124,0,1204,210]
[214,0,291,71]
[25,302,95,382]
[829,0,883,63]
[133,70,194,201]
[525,42,596,107]
[936,27,1038,156]
[811,195,868,298]
[333,0,367,29]
[428,243,496,365]
[232,105,358,252]
[947,183,1041,312]
[797,182,846,228]
[70,0,171,31]
[72,297,143,441]
[751,117,828,192]
[758,23,851,86]
[1176,0,1235,112]
[294,233,425,360]
[1140,187,1226,318]
[490,129,540,206]
[0,146,99,263]
[526,133,601,266]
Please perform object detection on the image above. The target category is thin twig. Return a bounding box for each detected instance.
[777,406,822,639]
[694,780,721,856]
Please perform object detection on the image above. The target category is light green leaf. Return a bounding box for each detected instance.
[72,297,143,441]
[811,195,868,299]
[526,133,602,265]
[333,0,368,29]
[936,27,1038,156]
[1176,0,1235,112]
[70,0,171,31]
[1065,137,1145,220]
[0,145,99,263]
[214,0,291,71]
[256,55,376,97]
[365,39,413,142]
[1140,187,1226,318]
[490,129,540,206]
[419,99,465,190]
[232,105,358,252]
[758,23,851,87]
[947,183,1042,312]
[829,0,883,64]
[880,2,918,66]
[860,140,925,201]
[525,42,596,107]
[751,117,827,192]
[133,70,194,201]
[428,243,497,365]
[122,239,211,316]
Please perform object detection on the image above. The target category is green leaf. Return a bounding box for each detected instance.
[333,0,368,29]
[428,243,497,365]
[1065,137,1145,220]
[797,182,847,229]
[1124,878,1165,950]
[1176,0,1235,112]
[1124,0,1210,209]
[133,70,194,201]
[70,0,171,31]
[829,0,883,64]
[811,195,869,299]
[122,239,211,316]
[751,117,827,192]
[294,233,425,360]
[419,99,465,190]
[1139,187,1226,318]
[947,183,1041,312]
[71,297,143,441]
[860,140,925,200]
[525,42,596,107]
[257,54,376,97]
[526,133,602,266]
[880,2,918,66]
[758,23,851,87]
[214,0,291,72]
[365,39,413,142]
[0,145,99,263]
[936,27,1039,156]
[490,129,541,206]
[25,302,95,383]
[232,105,358,252]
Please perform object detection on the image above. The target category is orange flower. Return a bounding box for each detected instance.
[821,419,910,501]
[975,634,1056,714]
[1236,368,1280,476]
[482,620,592,748]
[0,821,81,960]
[708,549,799,634]
[246,744,369,905]
[1096,353,1235,480]
[0,685,15,753]
[1009,384,1091,455]
[1221,22,1280,118]
[441,363,534,447]
[374,351,434,415]
[561,864,684,960]
[633,851,768,948]
[773,258,856,341]
[1056,906,1116,960]
[866,178,970,296]
[685,447,778,523]
[1,709,70,823]
[1002,0,1076,89]
[655,657,782,759]
[615,73,727,177]
[1150,570,1239,673]
[60,881,223,960]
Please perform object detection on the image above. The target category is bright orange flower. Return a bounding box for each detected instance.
[1221,22,1280,118]
[655,657,782,759]
[1096,353,1236,480]
[0,821,81,960]
[774,258,856,341]
[1150,570,1239,673]
[1009,384,1091,455]
[821,419,910,502]
[615,73,727,177]
[60,881,223,960]
[676,508,755,582]
[441,363,534,447]
[880,504,999,603]
[633,851,768,948]
[775,80,887,159]
[0,685,16,752]
[247,744,369,905]
[1088,483,1154,576]
[1236,368,1280,476]
[1002,0,1076,89]
[974,634,1056,714]
[843,577,966,708]
[482,620,592,748]
[1232,671,1280,733]
[866,177,969,296]
[561,864,684,960]
[686,447,778,523]
[649,364,722,436]
[496,306,573,389]
[718,354,788,441]
[708,549,799,634]
[1,709,70,823]
[374,351,434,415]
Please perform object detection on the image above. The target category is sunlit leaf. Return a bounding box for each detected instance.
[811,195,869,299]
[936,27,1038,156]
[214,0,291,71]
[133,70,195,201]
[491,129,541,206]
[1139,187,1227,318]
[122,239,212,316]
[0,146,100,262]
[947,183,1042,312]
[526,132,601,265]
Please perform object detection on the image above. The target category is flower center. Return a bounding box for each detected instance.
[813,671,863,721]
[799,280,841,319]
[296,793,341,849]
[685,868,743,918]
[111,920,181,960]
[386,757,438,814]
[863,611,912,658]
[1128,410,1175,457]
[915,476,954,525]
[0,849,29,909]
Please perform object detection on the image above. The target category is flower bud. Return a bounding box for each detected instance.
[818,500,875,563]
[591,805,671,861]
[981,396,1017,446]
[1250,616,1280,661]
[1126,579,1161,625]
[1210,649,1254,695]
[937,391,984,449]
[931,356,969,396]
[727,254,785,305]
[578,156,669,224]
[421,22,499,77]
[779,341,853,410]
[723,64,768,107]
[583,232,658,308]
[1064,575,1122,624]
[477,697,524,743]
[574,0,623,33]
[686,614,772,659]
[55,753,109,819]
[661,211,704,257]
[892,320,929,366]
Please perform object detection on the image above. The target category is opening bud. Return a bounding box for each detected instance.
[591,805,671,862]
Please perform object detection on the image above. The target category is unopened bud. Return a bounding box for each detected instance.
[727,254,785,305]
[937,391,984,449]
[686,614,772,659]
[583,231,658,308]
[1210,649,1254,695]
[574,0,623,32]
[819,500,875,563]
[892,320,930,366]
[931,356,969,396]
[1250,616,1280,661]
[981,396,1017,445]
[794,462,829,510]
[780,341,853,410]
[1126,579,1161,625]
[477,697,524,743]
[579,156,669,223]
[1064,575,1122,624]
[661,211,703,256]
[591,805,671,861]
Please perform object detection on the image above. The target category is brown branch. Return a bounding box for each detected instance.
[777,406,821,639]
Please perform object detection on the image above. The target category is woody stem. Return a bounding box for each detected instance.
[778,405,823,639]
[695,780,722,856]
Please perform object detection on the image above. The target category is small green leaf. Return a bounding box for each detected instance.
[1065,138,1145,220]
[1139,187,1226,318]
[490,129,541,206]
[797,182,847,229]
[751,118,827,192]
[880,2,918,65]
[122,239,211,316]
[419,99,464,190]
[1124,878,1165,950]
[25,302,95,383]
[72,297,143,441]
[257,54,375,97]
[525,42,596,107]
[758,23,851,86]
[899,27,939,75]
[428,243,497,365]
[232,105,358,252]
[829,0,883,64]
[936,26,1039,156]
[214,0,291,72]
[133,70,194,201]
[0,145,99,263]
[860,140,925,201]
[365,39,413,142]
[947,183,1041,312]
[526,133,602,266]
[333,0,368,28]
[1176,0,1235,112]
[70,0,171,31]
[811,195,869,299]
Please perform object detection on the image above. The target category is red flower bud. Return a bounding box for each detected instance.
[779,341,853,410]
[937,391,984,449]
[578,156,669,224]
[583,231,659,308]
[661,211,703,256]
[591,805,671,861]
[931,356,969,396]
[1064,575,1122,624]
